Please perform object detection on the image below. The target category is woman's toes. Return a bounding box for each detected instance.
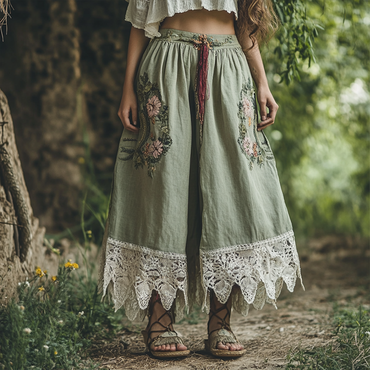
[229,343,237,351]
[217,342,229,350]
[177,343,187,351]
[170,343,176,351]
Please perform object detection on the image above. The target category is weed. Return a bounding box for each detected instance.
[0,260,123,370]
[286,305,370,369]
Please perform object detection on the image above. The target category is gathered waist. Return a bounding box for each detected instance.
[156,28,241,49]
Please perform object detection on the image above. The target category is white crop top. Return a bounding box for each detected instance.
[125,0,239,39]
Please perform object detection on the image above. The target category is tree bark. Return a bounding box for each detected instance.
[0,89,58,304]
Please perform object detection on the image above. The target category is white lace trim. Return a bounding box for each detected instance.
[101,237,188,321]
[99,231,304,321]
[200,230,305,315]
[125,0,238,38]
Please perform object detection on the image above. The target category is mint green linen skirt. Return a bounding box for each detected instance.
[98,28,304,322]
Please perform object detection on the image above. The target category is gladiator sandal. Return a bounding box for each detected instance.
[141,293,190,358]
[204,297,246,358]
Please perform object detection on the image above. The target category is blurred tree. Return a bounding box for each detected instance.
[0,0,368,242]
[263,0,370,238]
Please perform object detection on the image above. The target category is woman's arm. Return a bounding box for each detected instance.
[237,33,279,131]
[118,27,150,132]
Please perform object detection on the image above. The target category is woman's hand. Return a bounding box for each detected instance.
[118,86,139,133]
[256,86,279,131]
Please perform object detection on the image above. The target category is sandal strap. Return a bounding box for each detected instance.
[149,330,184,348]
[207,302,232,335]
[145,293,178,348]
[147,309,174,333]
[209,328,239,350]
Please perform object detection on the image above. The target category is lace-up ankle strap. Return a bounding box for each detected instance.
[208,304,232,336]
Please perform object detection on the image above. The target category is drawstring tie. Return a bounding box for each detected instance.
[193,34,212,125]
[192,35,213,144]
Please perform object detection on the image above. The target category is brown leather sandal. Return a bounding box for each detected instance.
[142,295,190,358]
[204,300,246,358]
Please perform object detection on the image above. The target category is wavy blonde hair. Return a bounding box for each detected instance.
[236,0,279,46]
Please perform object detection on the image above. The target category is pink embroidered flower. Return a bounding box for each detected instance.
[243,137,253,156]
[146,95,161,117]
[242,97,253,117]
[148,140,163,158]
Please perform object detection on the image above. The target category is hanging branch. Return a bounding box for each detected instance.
[0,0,12,40]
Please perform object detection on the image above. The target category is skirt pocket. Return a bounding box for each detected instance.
[118,128,139,160]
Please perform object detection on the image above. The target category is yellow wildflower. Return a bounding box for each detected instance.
[43,270,47,275]
[54,350,58,355]
[65,261,79,269]
[38,286,45,292]
[35,267,44,278]
[78,157,85,164]
[51,276,57,282]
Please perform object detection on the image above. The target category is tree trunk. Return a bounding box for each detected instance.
[0,89,58,305]
[0,0,130,233]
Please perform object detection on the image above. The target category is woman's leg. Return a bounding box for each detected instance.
[208,288,244,351]
[98,32,200,353]
[196,37,303,348]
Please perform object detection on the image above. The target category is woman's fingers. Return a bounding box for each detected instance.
[131,103,138,128]
[259,98,267,121]
[257,117,274,131]
[268,100,279,123]
[118,107,139,133]
[257,98,278,131]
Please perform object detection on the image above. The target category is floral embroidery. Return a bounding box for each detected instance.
[149,140,163,158]
[119,73,172,178]
[242,96,253,118]
[237,77,273,169]
[147,95,161,118]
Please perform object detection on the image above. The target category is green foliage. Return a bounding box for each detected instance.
[286,305,370,369]
[262,0,370,238]
[273,0,323,84]
[0,262,123,370]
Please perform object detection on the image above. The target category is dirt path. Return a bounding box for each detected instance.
[91,237,369,370]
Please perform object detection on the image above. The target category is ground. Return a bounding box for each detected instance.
[90,236,370,370]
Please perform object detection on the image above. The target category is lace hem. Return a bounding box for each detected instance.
[200,230,305,315]
[99,236,188,321]
[98,226,304,321]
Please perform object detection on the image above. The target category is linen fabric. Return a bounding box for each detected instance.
[98,28,304,322]
[125,0,238,38]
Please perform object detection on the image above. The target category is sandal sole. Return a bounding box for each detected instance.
[150,349,191,358]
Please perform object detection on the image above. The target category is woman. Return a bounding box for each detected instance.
[98,0,304,359]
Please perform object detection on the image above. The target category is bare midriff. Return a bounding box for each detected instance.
[160,8,236,35]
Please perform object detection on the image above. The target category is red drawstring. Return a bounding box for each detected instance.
[197,42,209,125]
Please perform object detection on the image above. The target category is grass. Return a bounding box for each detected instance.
[286,303,370,370]
[0,259,124,370]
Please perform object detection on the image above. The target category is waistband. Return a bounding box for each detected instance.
[156,28,241,49]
